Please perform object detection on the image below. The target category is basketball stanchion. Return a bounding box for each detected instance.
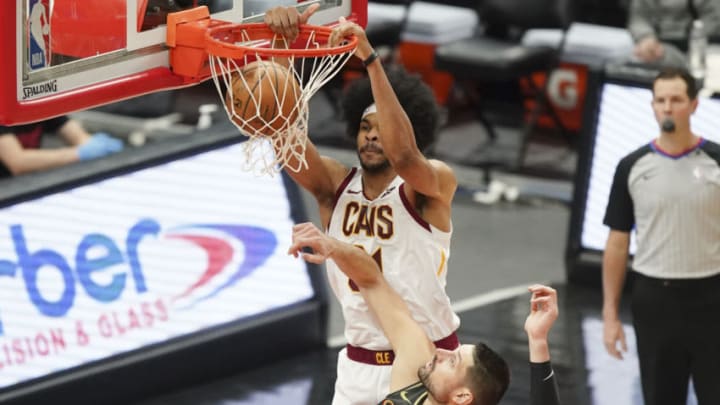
[167,7,358,175]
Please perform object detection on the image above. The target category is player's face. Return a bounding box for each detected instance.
[356,113,390,173]
[418,344,474,401]
[651,78,698,128]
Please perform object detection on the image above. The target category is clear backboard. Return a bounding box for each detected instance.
[1,0,367,125]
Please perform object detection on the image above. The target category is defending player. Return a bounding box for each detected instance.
[289,222,562,405]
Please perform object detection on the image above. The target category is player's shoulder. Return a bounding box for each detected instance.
[427,158,455,175]
[320,155,350,171]
[425,158,457,196]
[319,154,346,169]
[319,156,353,184]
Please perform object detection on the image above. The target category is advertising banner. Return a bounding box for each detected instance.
[0,143,313,388]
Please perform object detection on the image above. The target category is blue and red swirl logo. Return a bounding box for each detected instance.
[0,219,277,336]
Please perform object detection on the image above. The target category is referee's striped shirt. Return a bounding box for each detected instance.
[604,138,720,279]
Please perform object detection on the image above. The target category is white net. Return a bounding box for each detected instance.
[208,27,356,175]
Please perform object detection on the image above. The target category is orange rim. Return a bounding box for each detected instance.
[205,23,357,59]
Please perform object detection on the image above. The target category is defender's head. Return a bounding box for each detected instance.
[418,343,510,405]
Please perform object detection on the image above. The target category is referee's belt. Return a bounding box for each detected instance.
[346,332,459,366]
[634,271,720,287]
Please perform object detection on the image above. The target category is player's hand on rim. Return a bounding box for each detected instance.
[265,3,320,43]
[328,17,372,61]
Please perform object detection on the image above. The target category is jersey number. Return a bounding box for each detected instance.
[348,246,382,292]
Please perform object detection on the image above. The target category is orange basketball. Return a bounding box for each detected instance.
[225,60,301,136]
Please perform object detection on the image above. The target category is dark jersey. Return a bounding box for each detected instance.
[378,361,561,405]
[379,382,427,405]
[530,361,561,405]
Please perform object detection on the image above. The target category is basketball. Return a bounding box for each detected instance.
[225,60,301,136]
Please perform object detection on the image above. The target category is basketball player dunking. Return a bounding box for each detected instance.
[265,5,461,404]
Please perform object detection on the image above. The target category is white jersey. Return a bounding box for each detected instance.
[326,168,461,350]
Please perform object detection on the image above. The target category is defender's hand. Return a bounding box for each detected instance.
[524,285,559,341]
[288,222,335,264]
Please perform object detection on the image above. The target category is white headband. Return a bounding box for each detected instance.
[361,103,377,119]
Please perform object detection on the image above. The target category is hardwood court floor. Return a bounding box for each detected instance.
[134,283,652,405]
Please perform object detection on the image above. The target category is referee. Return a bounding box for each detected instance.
[601,67,720,405]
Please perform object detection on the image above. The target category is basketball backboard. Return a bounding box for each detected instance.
[1,0,367,125]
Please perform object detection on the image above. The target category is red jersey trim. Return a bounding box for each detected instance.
[346,332,459,365]
[327,167,358,231]
[398,183,431,232]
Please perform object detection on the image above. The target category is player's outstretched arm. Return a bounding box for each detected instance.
[525,285,558,363]
[264,5,348,224]
[525,285,561,405]
[288,222,435,388]
[329,19,457,220]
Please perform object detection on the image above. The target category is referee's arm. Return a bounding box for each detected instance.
[601,157,635,360]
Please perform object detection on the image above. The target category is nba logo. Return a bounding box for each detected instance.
[28,0,51,70]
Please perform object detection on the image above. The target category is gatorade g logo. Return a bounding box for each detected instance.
[547,68,579,110]
[0,219,277,336]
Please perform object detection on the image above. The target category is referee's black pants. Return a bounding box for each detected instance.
[631,272,720,405]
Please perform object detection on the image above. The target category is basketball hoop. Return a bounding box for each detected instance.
[205,23,358,174]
